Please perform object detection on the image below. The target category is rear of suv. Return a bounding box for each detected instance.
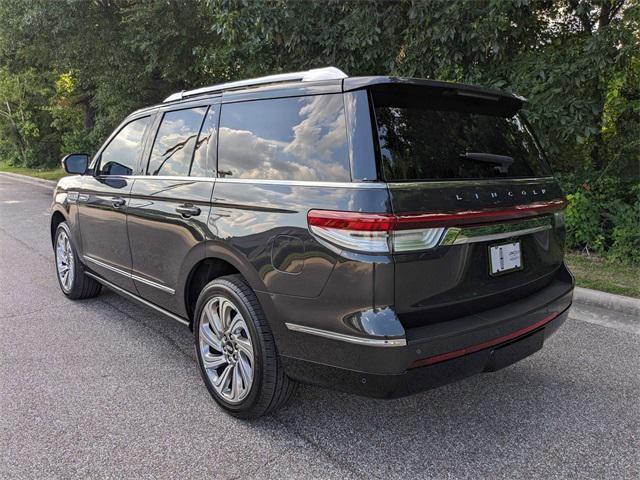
[51,67,574,418]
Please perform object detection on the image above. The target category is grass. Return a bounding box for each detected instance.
[0,160,66,181]
[565,251,640,298]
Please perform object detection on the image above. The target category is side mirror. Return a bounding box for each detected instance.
[61,153,89,175]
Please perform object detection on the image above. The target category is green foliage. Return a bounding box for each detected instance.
[0,0,637,261]
[609,185,640,264]
[0,67,60,167]
[565,189,607,252]
[559,174,640,265]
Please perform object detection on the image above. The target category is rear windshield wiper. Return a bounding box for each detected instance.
[459,152,514,174]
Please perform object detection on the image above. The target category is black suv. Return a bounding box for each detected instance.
[51,67,574,418]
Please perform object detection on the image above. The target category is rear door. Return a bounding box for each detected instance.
[78,115,152,291]
[369,85,566,327]
[127,102,218,315]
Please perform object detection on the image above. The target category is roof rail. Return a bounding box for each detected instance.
[163,66,348,103]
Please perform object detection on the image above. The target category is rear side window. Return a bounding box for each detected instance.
[190,106,217,178]
[147,107,207,176]
[218,94,350,181]
[99,116,150,176]
[374,95,551,181]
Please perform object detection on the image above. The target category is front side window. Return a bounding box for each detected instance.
[98,116,150,176]
[217,94,350,181]
[147,107,207,176]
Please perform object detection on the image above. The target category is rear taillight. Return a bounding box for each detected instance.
[307,211,445,253]
[307,198,566,253]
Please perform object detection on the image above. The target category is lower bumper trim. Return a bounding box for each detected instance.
[285,323,407,347]
[409,310,560,368]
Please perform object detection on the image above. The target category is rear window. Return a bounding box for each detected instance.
[218,94,350,181]
[374,95,551,181]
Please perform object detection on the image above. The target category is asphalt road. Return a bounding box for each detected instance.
[1,173,638,480]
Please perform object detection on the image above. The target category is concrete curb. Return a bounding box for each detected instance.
[573,286,640,317]
[0,171,57,188]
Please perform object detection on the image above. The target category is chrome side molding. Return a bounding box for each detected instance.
[83,256,175,294]
[285,323,407,347]
[85,272,189,326]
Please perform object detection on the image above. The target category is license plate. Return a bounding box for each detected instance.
[489,241,522,275]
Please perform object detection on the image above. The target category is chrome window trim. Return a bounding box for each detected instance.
[87,175,555,189]
[111,174,387,189]
[285,323,407,347]
[387,177,556,189]
[214,178,386,189]
[85,272,188,326]
[83,256,175,295]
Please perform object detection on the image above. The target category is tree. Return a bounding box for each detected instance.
[0,0,636,176]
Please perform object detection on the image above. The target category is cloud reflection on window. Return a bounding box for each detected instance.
[99,116,150,175]
[218,94,350,181]
[148,107,207,176]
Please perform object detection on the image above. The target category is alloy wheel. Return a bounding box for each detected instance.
[198,296,255,404]
[55,230,75,293]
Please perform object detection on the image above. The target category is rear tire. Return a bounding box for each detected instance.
[194,274,296,418]
[54,222,101,300]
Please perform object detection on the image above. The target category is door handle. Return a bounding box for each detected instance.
[176,205,201,218]
[112,197,126,208]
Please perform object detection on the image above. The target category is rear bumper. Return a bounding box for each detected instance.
[281,308,567,398]
[269,264,574,398]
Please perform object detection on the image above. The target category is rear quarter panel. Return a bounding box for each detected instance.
[205,180,392,297]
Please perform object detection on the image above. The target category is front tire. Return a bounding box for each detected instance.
[54,222,101,300]
[194,274,295,418]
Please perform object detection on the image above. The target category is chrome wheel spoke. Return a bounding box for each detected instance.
[238,356,252,388]
[230,365,242,400]
[228,314,244,335]
[219,299,234,331]
[215,364,233,390]
[200,323,222,352]
[205,302,224,338]
[202,352,226,370]
[235,337,253,364]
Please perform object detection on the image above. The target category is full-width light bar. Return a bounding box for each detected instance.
[307,198,566,253]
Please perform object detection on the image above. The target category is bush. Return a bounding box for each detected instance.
[559,173,640,265]
[609,186,640,265]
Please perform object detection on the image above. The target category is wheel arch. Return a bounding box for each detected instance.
[182,245,268,329]
[50,209,68,247]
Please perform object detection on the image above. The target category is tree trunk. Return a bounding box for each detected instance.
[2,101,30,166]
[80,94,95,130]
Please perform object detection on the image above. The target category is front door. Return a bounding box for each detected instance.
[127,104,217,315]
[78,115,152,291]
